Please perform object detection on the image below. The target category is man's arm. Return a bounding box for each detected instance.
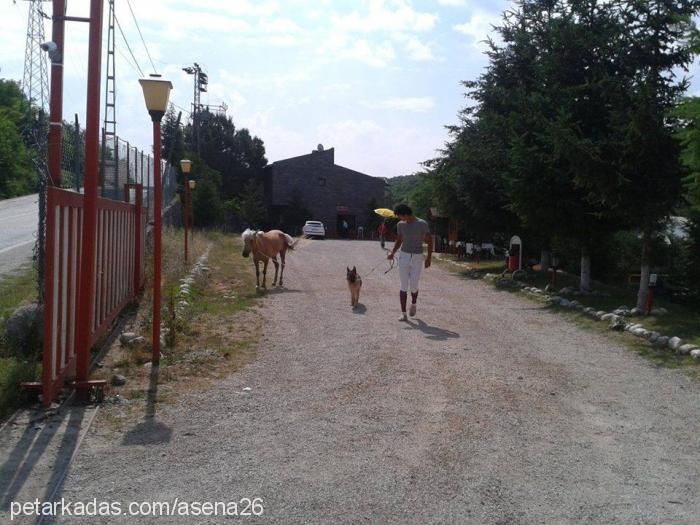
[388,234,403,259]
[424,232,433,268]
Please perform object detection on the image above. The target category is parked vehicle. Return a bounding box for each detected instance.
[302,220,326,238]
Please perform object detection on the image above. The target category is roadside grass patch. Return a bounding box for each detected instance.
[0,265,39,421]
[96,230,261,427]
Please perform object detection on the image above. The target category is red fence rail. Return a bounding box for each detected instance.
[38,185,145,406]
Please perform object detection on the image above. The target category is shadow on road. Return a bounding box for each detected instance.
[352,304,367,314]
[0,405,87,514]
[122,365,172,446]
[407,318,460,341]
[263,287,306,295]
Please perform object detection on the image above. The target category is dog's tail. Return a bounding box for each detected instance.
[283,233,297,250]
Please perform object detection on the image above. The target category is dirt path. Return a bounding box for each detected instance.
[49,240,700,523]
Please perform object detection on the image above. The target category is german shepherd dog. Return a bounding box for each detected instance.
[346,266,362,308]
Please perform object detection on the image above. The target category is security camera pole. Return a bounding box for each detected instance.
[47,0,66,186]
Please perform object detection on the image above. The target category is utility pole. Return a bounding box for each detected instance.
[182,63,207,155]
[22,0,50,114]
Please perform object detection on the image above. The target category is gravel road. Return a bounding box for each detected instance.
[58,239,700,524]
[0,194,37,277]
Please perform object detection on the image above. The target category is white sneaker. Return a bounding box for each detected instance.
[398,313,408,322]
[409,303,417,317]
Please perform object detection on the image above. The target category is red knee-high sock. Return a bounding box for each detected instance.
[400,291,407,312]
[411,291,418,304]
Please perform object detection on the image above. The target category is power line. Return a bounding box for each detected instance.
[124,0,158,74]
[114,13,145,77]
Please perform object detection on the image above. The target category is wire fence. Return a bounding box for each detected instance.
[59,122,178,224]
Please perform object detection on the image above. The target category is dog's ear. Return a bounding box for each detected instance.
[352,266,356,272]
[347,266,350,272]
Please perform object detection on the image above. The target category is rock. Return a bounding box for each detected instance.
[601,313,615,321]
[609,318,626,331]
[650,307,668,316]
[550,296,563,305]
[242,387,252,392]
[632,328,647,338]
[627,324,642,332]
[691,349,700,359]
[668,337,683,351]
[119,332,138,345]
[655,336,669,348]
[496,278,517,289]
[4,303,43,357]
[648,332,660,343]
[143,361,152,369]
[111,374,126,386]
[630,307,642,316]
[596,311,606,318]
[559,299,571,308]
[678,344,697,356]
[560,287,574,295]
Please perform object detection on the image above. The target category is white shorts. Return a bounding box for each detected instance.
[398,251,423,293]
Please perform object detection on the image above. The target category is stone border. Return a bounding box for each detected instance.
[482,273,700,360]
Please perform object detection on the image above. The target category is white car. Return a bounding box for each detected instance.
[302,220,326,238]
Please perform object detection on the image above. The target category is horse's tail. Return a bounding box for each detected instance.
[283,233,297,250]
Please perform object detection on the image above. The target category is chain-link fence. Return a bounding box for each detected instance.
[59,122,178,224]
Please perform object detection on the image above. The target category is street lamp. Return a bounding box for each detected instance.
[139,74,172,365]
[180,159,192,263]
[188,179,196,240]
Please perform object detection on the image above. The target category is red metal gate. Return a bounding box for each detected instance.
[39,185,145,406]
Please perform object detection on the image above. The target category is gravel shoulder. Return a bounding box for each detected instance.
[50,239,700,523]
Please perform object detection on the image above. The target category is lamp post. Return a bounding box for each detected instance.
[188,179,196,242]
[139,74,172,365]
[180,159,192,263]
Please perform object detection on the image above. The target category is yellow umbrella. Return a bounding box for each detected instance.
[374,208,396,219]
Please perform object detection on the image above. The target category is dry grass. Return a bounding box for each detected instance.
[93,229,262,425]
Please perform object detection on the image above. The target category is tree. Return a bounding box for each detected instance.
[0,79,36,199]
[283,187,312,233]
[227,179,268,228]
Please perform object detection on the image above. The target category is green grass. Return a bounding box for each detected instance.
[0,265,37,333]
[0,265,40,421]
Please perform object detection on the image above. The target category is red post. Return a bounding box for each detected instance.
[152,122,162,364]
[47,0,66,187]
[133,184,143,295]
[75,0,103,389]
[184,175,189,263]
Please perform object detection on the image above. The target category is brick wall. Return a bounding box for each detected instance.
[267,148,387,235]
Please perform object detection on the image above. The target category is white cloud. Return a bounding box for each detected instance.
[453,10,501,49]
[332,0,438,34]
[404,37,435,61]
[367,97,435,112]
[437,0,466,6]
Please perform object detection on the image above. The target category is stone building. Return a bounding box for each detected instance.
[266,145,387,237]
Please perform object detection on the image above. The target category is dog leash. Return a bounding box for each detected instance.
[364,257,395,277]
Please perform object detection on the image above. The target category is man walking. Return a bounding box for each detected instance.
[387,204,432,321]
[377,220,387,249]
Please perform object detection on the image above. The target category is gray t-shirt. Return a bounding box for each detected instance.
[397,218,429,254]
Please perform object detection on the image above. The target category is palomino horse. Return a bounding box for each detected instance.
[241,229,296,289]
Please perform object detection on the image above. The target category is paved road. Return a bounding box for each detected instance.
[0,194,37,277]
[54,240,700,523]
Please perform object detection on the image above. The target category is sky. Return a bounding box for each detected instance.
[1,0,699,178]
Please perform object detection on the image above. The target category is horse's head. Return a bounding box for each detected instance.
[241,228,256,257]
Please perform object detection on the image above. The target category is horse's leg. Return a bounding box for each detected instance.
[272,257,279,286]
[279,248,286,286]
[262,259,268,289]
[254,259,260,289]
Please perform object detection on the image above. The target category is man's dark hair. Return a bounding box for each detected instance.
[393,204,413,216]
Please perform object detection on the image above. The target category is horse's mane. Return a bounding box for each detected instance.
[241,228,258,242]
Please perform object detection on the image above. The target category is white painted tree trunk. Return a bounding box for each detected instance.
[540,250,551,273]
[580,248,591,292]
[636,231,651,313]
